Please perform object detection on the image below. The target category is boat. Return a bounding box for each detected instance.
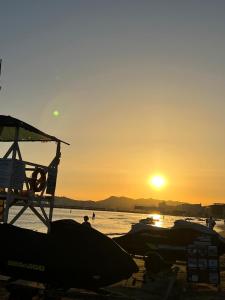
[184,217,195,221]
[130,217,155,233]
[0,219,138,290]
[113,220,225,263]
[139,217,156,225]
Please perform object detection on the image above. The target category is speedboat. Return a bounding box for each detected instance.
[139,217,155,224]
[130,217,155,232]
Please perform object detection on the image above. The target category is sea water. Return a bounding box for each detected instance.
[8,207,225,236]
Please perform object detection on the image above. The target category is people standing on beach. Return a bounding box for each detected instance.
[206,216,216,230]
[92,212,95,220]
[82,215,91,228]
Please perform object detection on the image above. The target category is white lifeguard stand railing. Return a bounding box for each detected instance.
[0,115,69,231]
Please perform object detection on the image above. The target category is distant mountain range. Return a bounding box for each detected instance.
[54,196,184,211]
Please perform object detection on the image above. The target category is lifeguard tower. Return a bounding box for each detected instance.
[0,115,69,231]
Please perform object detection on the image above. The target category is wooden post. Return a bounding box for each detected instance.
[3,127,19,223]
[48,141,61,232]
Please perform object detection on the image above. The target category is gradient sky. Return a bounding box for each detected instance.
[1,1,225,204]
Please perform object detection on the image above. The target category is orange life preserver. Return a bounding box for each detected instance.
[30,168,46,192]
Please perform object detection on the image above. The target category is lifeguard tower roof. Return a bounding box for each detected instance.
[0,115,69,145]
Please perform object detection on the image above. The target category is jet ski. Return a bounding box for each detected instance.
[0,219,138,290]
[113,220,225,262]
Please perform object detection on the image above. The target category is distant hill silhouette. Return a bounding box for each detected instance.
[55,196,184,211]
[55,196,95,208]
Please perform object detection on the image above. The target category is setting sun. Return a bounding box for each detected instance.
[149,175,166,189]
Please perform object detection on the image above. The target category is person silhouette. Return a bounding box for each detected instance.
[208,216,216,230]
[82,215,91,228]
[92,212,95,220]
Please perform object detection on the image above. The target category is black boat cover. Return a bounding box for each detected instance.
[0,219,138,289]
[114,221,225,261]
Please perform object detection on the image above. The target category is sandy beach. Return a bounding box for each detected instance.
[1,254,225,299]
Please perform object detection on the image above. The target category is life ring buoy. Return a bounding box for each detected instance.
[30,168,46,192]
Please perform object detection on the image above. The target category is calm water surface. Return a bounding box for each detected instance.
[8,207,225,236]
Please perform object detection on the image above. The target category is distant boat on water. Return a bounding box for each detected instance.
[184,217,195,221]
[139,217,156,225]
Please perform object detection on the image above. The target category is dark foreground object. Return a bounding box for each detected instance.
[0,219,138,290]
[114,220,225,262]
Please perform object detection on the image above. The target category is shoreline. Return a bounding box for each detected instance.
[216,225,225,236]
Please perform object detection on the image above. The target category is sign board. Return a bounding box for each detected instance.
[187,235,220,285]
[0,158,25,189]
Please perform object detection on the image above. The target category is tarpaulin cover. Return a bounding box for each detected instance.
[0,220,138,289]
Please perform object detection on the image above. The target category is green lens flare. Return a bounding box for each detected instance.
[53,110,60,117]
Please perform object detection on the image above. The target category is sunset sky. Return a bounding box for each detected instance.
[1,1,225,204]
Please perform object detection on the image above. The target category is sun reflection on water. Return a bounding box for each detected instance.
[147,213,164,227]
